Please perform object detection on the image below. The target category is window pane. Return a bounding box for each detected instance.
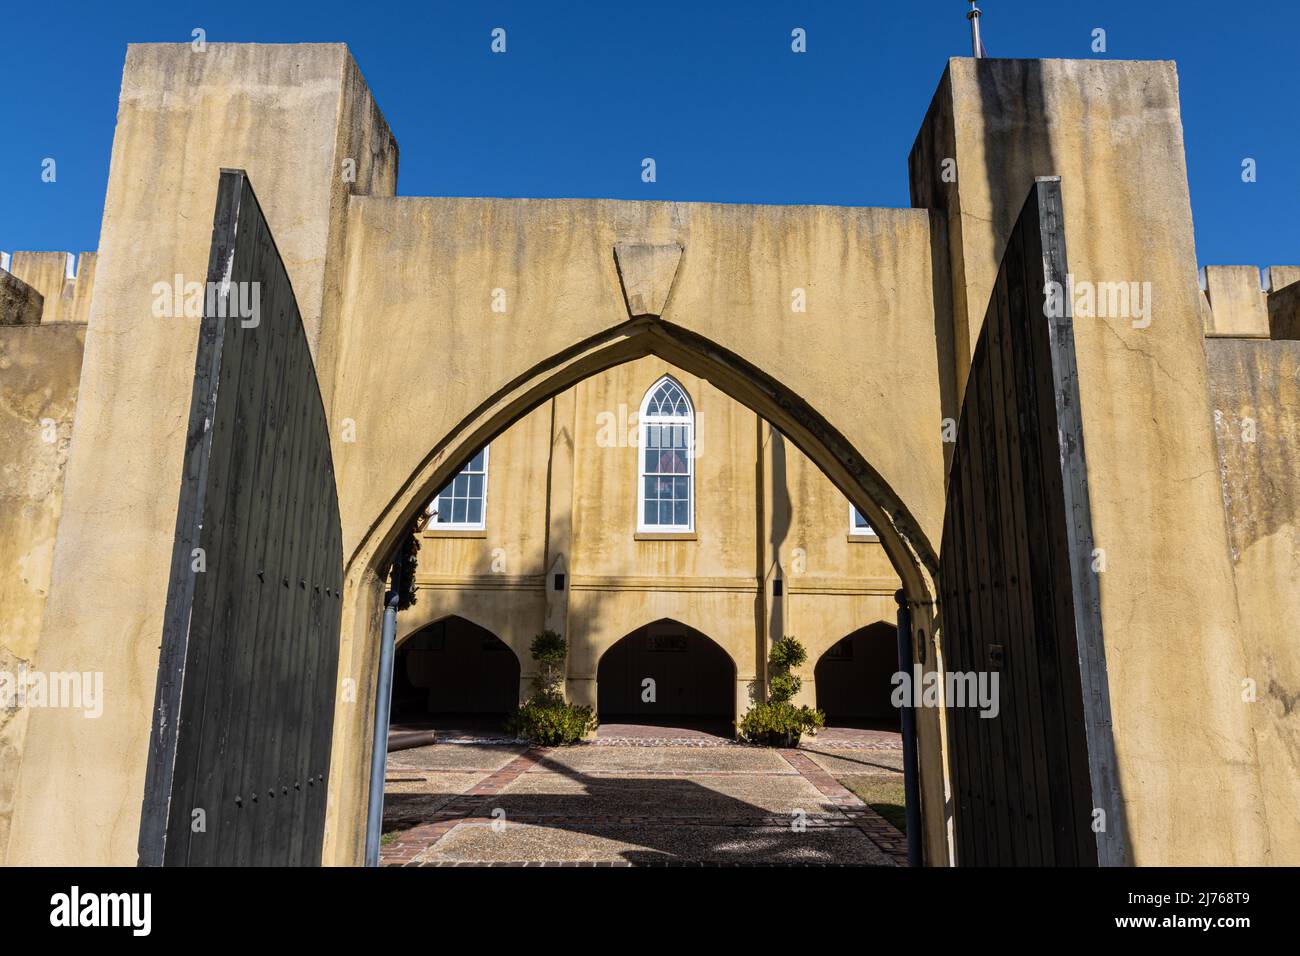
[675,500,688,526]
[644,500,656,525]
[453,499,467,523]
[468,474,483,498]
[470,450,486,472]
[467,499,482,524]
[659,501,673,525]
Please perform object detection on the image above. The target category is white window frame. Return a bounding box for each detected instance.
[637,375,696,533]
[849,502,878,539]
[427,445,490,531]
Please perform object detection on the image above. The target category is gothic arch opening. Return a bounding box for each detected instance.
[596,619,736,731]
[814,622,900,729]
[391,616,521,727]
[334,321,946,864]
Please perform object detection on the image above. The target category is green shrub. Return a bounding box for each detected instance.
[767,672,802,704]
[507,697,598,746]
[744,636,823,744]
[530,629,567,666]
[769,637,808,671]
[737,701,824,746]
[528,629,568,699]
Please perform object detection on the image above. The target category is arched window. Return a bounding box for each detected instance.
[426,446,489,530]
[638,376,695,532]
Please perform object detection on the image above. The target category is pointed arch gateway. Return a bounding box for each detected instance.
[391,616,521,723]
[596,619,735,729]
[324,202,952,866]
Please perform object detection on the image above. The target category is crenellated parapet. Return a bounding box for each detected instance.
[0,251,96,325]
[1200,264,1300,338]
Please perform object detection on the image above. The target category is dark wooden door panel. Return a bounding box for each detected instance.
[939,178,1124,866]
[139,169,343,867]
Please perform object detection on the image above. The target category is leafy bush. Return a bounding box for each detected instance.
[507,697,597,746]
[740,636,824,744]
[530,629,567,667]
[738,701,824,746]
[505,629,595,745]
[769,637,808,671]
[767,672,802,704]
[528,629,568,700]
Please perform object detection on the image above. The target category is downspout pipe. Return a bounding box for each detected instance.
[895,589,923,867]
[364,573,401,867]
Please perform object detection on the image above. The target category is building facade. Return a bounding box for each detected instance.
[395,354,902,728]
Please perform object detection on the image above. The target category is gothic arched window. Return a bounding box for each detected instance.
[638,376,695,532]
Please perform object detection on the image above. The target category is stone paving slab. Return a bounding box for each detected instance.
[808,727,903,749]
[380,741,908,867]
[387,743,528,773]
[799,747,904,775]
[531,745,792,775]
[412,821,893,866]
[383,771,489,830]
[479,771,839,819]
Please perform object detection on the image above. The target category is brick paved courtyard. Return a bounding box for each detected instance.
[380,726,908,866]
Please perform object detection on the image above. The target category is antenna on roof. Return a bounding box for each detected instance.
[968,1,988,58]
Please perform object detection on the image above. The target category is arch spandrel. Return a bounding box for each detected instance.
[330,196,948,600]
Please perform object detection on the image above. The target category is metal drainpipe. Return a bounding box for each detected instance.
[364,577,401,867]
[895,589,923,867]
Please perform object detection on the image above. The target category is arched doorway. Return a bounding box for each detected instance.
[597,620,735,733]
[331,322,946,865]
[814,622,900,729]
[391,617,520,729]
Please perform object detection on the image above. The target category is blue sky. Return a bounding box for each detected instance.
[1,1,1296,270]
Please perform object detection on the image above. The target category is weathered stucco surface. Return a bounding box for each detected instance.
[1205,336,1300,862]
[0,315,85,859]
[0,270,43,327]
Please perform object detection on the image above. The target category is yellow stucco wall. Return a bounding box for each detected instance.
[0,314,86,860]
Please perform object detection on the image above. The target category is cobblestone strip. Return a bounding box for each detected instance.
[778,749,910,866]
[381,750,541,866]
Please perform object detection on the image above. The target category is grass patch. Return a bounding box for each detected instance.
[380,831,398,847]
[840,774,907,833]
